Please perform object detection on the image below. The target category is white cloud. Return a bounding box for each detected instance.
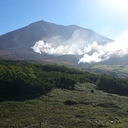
[31,29,128,64]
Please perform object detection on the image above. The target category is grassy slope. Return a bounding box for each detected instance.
[1,83,128,128]
[80,64,128,78]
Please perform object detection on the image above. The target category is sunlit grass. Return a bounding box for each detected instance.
[1,83,128,128]
[82,64,128,78]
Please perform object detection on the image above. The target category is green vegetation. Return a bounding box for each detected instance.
[0,60,98,101]
[1,83,128,128]
[97,74,128,95]
[1,60,128,99]
[81,64,128,78]
[1,60,128,127]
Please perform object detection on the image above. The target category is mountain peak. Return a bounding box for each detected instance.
[0,20,113,62]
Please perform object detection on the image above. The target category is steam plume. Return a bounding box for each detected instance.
[31,29,128,64]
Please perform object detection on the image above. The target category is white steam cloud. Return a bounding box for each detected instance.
[31,29,128,64]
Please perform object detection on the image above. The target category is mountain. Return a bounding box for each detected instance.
[0,20,113,63]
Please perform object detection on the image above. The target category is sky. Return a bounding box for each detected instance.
[0,0,128,39]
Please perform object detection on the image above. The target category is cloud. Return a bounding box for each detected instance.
[32,40,83,55]
[31,29,87,55]
[31,29,128,64]
[79,29,128,63]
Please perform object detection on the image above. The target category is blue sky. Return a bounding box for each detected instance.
[0,0,128,39]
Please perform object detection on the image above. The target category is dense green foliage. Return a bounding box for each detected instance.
[1,60,128,101]
[0,61,98,101]
[97,75,128,95]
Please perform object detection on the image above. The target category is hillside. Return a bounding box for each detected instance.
[78,64,128,79]
[1,61,128,127]
[1,60,128,100]
[1,68,128,127]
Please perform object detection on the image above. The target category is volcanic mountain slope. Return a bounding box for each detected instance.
[0,20,112,61]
